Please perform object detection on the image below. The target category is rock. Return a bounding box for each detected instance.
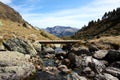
[105,67,120,79]
[82,67,95,78]
[35,71,63,80]
[3,38,37,56]
[61,59,70,67]
[55,48,67,60]
[94,74,106,80]
[104,50,120,62]
[71,46,90,56]
[94,73,119,80]
[84,56,106,74]
[66,72,87,80]
[0,43,5,51]
[0,51,35,80]
[88,44,99,53]
[93,50,108,59]
[43,47,55,54]
[58,65,71,74]
[33,41,41,53]
[110,61,120,68]
[104,73,119,80]
[68,52,83,68]
[44,54,55,59]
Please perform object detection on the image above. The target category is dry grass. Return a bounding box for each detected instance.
[90,36,120,47]
[0,19,60,41]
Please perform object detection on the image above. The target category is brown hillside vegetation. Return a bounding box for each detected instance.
[73,8,120,40]
[0,2,60,40]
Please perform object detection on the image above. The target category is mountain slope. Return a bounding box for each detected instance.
[46,26,78,37]
[0,2,60,40]
[72,8,120,39]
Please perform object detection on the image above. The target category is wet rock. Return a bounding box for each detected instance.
[35,71,63,80]
[105,67,120,79]
[58,65,71,74]
[55,48,67,60]
[82,67,95,78]
[0,51,35,80]
[93,50,108,59]
[61,59,71,67]
[104,50,120,62]
[66,72,87,80]
[43,47,55,54]
[44,54,55,59]
[3,38,37,56]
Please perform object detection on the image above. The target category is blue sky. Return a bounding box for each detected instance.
[0,0,120,29]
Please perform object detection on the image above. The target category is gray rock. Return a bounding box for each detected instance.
[84,56,106,74]
[33,41,41,53]
[58,65,71,74]
[105,67,120,79]
[66,72,87,80]
[71,46,90,56]
[3,38,37,56]
[94,73,119,80]
[0,51,35,80]
[93,50,108,59]
[82,67,95,78]
[104,73,119,80]
[43,47,55,54]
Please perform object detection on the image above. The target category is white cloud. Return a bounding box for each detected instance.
[9,0,120,29]
[0,0,12,4]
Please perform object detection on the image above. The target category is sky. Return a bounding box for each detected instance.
[0,0,120,29]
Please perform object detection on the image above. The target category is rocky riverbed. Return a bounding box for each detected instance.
[0,38,120,80]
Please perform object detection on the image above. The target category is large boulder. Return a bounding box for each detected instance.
[66,72,87,80]
[104,50,120,62]
[93,50,108,59]
[32,41,41,53]
[105,67,120,79]
[71,46,90,56]
[0,51,35,80]
[95,73,119,80]
[3,38,37,56]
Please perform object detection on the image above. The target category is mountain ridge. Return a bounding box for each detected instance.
[45,26,78,37]
[72,8,120,39]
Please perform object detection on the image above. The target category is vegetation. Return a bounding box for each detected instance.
[72,8,120,40]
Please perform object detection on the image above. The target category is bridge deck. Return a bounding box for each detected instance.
[39,40,81,43]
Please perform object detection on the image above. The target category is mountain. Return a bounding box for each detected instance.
[72,8,120,40]
[45,26,78,37]
[0,2,60,40]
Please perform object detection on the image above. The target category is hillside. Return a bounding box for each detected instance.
[0,2,60,40]
[46,26,78,37]
[72,8,120,39]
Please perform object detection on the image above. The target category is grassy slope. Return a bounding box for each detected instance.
[0,19,60,40]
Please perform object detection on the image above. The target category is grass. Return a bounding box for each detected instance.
[0,19,60,41]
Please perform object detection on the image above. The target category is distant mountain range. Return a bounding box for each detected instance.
[45,26,78,37]
[72,8,120,39]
